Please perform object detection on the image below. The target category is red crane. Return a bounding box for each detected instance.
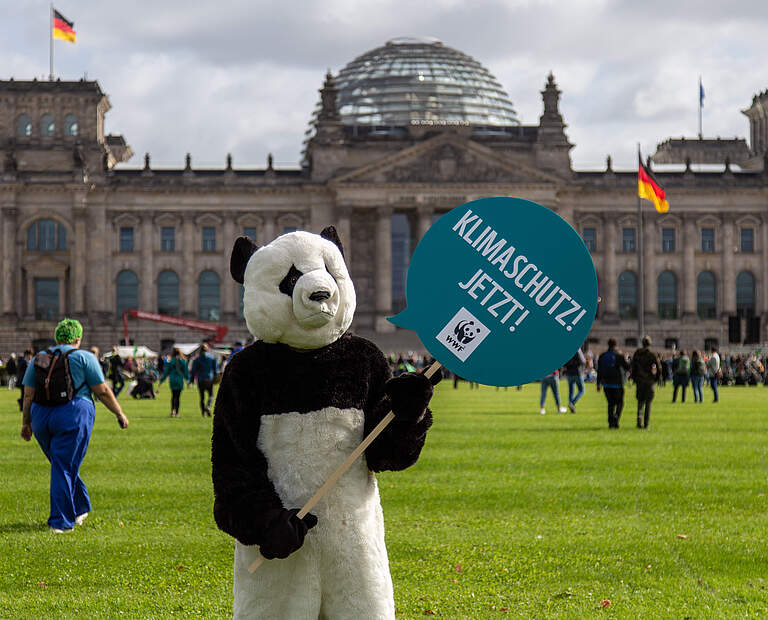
[122,309,229,344]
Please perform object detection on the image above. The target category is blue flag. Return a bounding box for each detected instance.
[699,78,705,107]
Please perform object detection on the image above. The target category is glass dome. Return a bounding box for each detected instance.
[334,37,519,127]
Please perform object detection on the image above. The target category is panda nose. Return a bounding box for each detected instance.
[309,290,331,302]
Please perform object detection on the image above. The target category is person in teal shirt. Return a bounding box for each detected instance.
[159,347,190,417]
[20,318,129,532]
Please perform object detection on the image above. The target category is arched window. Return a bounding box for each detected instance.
[64,114,78,136]
[40,114,55,137]
[198,270,220,320]
[27,219,66,250]
[157,270,179,316]
[391,213,410,313]
[658,271,678,319]
[17,114,31,137]
[116,270,138,318]
[736,271,756,318]
[618,270,637,319]
[697,271,717,319]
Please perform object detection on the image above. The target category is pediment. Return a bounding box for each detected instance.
[332,134,563,186]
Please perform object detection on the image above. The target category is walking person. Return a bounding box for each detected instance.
[563,347,586,413]
[108,346,125,398]
[6,353,17,389]
[672,350,690,403]
[539,369,567,415]
[16,349,33,412]
[690,350,706,403]
[19,319,129,532]
[597,338,630,428]
[159,348,189,417]
[631,337,659,429]
[707,346,721,402]
[190,343,218,417]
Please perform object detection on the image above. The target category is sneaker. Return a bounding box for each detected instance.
[568,402,576,413]
[558,406,568,414]
[75,512,89,525]
[539,408,546,415]
[49,526,73,533]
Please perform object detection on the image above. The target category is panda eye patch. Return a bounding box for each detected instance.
[279,264,304,297]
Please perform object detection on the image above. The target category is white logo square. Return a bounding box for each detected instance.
[436,307,491,362]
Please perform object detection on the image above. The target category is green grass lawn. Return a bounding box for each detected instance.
[1,379,766,619]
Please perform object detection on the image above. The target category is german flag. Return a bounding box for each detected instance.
[638,155,669,213]
[53,9,76,43]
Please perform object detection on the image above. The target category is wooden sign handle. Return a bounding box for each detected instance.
[248,361,442,573]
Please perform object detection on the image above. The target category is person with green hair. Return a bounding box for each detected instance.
[20,318,129,533]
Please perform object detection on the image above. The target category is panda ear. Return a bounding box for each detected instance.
[320,226,344,258]
[230,236,258,284]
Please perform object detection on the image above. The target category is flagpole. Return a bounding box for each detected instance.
[637,145,645,343]
[49,2,53,81]
[698,76,703,139]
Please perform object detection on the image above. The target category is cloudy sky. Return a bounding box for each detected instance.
[5,0,768,171]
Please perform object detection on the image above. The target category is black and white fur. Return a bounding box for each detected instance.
[212,227,436,619]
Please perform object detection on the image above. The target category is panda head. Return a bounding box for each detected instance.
[230,226,355,350]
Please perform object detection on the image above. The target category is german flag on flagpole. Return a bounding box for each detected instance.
[638,154,669,213]
[53,9,76,43]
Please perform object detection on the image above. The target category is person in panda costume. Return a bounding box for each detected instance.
[212,226,438,619]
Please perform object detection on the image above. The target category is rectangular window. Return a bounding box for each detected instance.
[582,227,596,251]
[202,226,216,252]
[120,227,134,252]
[701,228,715,252]
[661,228,675,253]
[243,227,258,242]
[283,226,298,234]
[741,227,754,253]
[34,278,59,321]
[161,227,175,252]
[622,227,636,252]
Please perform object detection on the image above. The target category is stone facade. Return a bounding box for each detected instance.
[1,73,768,355]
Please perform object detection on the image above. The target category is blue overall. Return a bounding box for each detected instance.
[23,345,104,530]
[31,399,95,529]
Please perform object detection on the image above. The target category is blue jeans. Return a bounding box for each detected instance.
[540,376,562,408]
[691,375,704,402]
[567,374,585,405]
[709,376,719,402]
[31,398,95,530]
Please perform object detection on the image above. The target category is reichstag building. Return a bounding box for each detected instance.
[2,36,768,354]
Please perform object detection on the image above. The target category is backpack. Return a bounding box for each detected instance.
[677,356,690,376]
[32,349,85,406]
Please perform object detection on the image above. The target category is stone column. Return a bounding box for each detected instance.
[140,215,155,311]
[221,214,236,317]
[682,218,697,318]
[85,203,108,318]
[262,211,276,245]
[643,215,657,320]
[375,206,394,333]
[72,203,87,314]
[1,201,17,316]
[602,215,617,319]
[335,206,353,268]
[762,215,768,319]
[721,218,736,315]
[182,215,196,317]
[417,204,434,241]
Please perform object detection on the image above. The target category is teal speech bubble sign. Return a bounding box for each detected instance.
[388,197,598,386]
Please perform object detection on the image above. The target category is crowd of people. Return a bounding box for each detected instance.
[1,341,237,419]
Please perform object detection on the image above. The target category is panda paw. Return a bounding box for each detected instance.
[385,372,434,422]
[259,509,318,560]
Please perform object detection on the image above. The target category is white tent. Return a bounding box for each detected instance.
[116,345,158,359]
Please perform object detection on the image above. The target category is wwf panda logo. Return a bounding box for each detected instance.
[454,319,480,345]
